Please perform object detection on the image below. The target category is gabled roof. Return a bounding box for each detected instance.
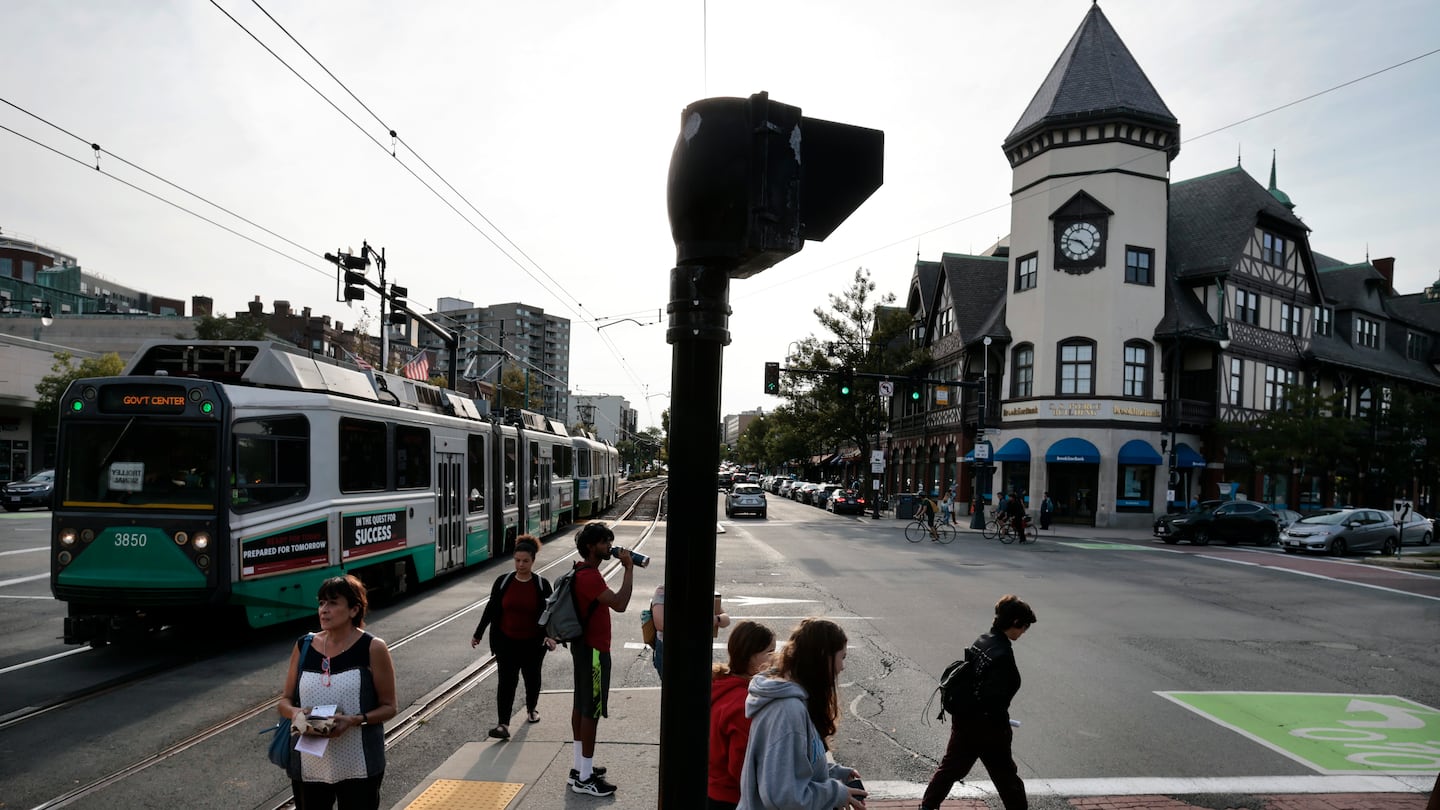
[1006,3,1176,144]
[1317,264,1389,317]
[1168,166,1309,279]
[940,253,1010,344]
[910,260,943,321]
[1305,327,1440,387]
[1385,292,1440,332]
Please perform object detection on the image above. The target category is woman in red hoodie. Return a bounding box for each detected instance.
[708,621,777,810]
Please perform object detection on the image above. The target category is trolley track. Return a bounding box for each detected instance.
[25,481,667,810]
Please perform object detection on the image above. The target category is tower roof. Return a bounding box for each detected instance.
[1005,3,1177,145]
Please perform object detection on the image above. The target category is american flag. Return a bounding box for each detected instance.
[342,347,373,370]
[402,349,432,381]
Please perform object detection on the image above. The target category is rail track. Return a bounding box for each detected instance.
[26,480,668,810]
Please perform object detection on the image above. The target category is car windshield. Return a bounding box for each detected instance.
[27,471,54,484]
[1298,511,1353,525]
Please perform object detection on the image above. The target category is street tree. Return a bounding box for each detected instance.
[34,351,126,431]
[192,312,267,340]
[1221,384,1360,505]
[784,268,927,502]
[498,366,543,410]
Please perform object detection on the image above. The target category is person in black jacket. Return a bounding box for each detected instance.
[471,536,556,740]
[921,594,1037,810]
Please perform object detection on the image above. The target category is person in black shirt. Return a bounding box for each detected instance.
[921,594,1037,810]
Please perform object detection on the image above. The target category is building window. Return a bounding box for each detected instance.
[1229,357,1243,406]
[936,308,954,338]
[1015,253,1038,292]
[1011,344,1034,398]
[1057,339,1095,395]
[1279,303,1303,336]
[1354,317,1379,349]
[1124,247,1154,285]
[1123,341,1151,398]
[1262,231,1287,267]
[1356,386,1373,418]
[1314,305,1333,336]
[1264,365,1297,411]
[1235,289,1260,325]
[1406,331,1430,361]
[1116,464,1154,511]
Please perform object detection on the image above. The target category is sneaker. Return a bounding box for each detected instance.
[567,766,607,786]
[570,773,617,796]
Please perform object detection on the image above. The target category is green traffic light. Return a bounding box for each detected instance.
[910,389,921,401]
[840,385,851,396]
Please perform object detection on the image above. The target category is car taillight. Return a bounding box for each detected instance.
[857,498,866,504]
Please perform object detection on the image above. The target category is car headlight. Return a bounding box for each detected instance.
[1173,519,1189,525]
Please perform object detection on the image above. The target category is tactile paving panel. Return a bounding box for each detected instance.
[403,779,523,810]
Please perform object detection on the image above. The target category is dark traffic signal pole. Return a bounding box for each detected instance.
[661,92,881,808]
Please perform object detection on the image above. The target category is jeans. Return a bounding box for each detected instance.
[922,714,1027,809]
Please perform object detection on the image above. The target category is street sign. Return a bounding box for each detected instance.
[877,381,894,397]
[870,462,885,473]
[870,450,885,464]
[974,442,991,460]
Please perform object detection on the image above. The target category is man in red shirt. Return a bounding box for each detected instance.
[568,523,635,797]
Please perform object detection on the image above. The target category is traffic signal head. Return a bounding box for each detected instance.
[764,361,780,395]
[837,367,854,397]
[667,92,884,278]
[343,270,366,301]
[909,384,922,402]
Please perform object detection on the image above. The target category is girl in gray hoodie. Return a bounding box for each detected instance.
[739,618,867,810]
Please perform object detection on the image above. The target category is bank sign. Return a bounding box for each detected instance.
[1159,691,1440,774]
[341,508,407,560]
[1001,399,1162,423]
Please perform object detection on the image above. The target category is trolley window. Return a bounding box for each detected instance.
[232,415,309,510]
[60,421,219,508]
[467,434,485,513]
[339,418,387,492]
[557,445,571,478]
[504,437,517,507]
[395,425,430,489]
[528,441,540,504]
[576,445,591,477]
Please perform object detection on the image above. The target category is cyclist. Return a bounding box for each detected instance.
[1005,491,1028,540]
[917,491,940,540]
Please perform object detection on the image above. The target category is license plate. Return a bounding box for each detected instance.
[1156,527,1168,535]
[7,496,17,503]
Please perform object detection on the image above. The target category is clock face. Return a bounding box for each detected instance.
[1059,221,1102,262]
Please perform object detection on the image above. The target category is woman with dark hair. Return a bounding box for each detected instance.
[472,535,556,740]
[708,621,777,810]
[277,574,397,810]
[921,594,1037,810]
[739,618,866,810]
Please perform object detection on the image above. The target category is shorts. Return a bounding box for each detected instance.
[571,643,612,719]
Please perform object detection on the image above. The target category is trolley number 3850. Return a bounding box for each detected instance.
[114,532,149,547]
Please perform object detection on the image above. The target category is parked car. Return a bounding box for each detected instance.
[1154,500,1280,546]
[1398,510,1433,547]
[718,471,734,491]
[1152,500,1223,540]
[814,484,842,508]
[726,483,767,519]
[2,469,54,512]
[794,482,819,502]
[1273,508,1303,531]
[1280,508,1399,556]
[827,489,867,515]
[777,479,796,498]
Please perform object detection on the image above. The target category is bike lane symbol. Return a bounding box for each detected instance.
[1157,691,1440,774]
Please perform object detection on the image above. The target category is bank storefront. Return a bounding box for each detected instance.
[998,398,1167,529]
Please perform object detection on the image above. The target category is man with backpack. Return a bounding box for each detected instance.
[922,594,1037,810]
[566,523,636,797]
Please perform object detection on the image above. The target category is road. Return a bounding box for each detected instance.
[0,497,1436,808]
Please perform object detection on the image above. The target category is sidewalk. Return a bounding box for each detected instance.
[388,682,1434,810]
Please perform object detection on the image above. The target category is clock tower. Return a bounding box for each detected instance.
[994,2,1181,525]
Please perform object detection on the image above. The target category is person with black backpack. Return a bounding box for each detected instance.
[566,522,636,797]
[470,536,556,741]
[921,594,1037,810]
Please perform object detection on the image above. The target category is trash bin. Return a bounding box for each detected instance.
[895,493,917,520]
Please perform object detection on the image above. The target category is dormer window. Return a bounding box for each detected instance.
[1262,232,1287,267]
[1354,317,1379,349]
[1406,331,1430,361]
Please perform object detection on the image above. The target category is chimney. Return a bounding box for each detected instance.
[1372,257,1395,294]
[274,300,291,317]
[191,295,213,317]
[302,306,312,319]
[248,295,264,315]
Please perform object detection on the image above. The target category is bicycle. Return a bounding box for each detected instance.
[905,517,955,544]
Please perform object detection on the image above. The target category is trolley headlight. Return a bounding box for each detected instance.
[193,532,211,551]
[60,529,78,546]
[81,528,95,543]
[195,553,211,569]
[174,531,189,546]
[58,551,73,566]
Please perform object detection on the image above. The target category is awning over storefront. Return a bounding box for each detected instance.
[993,438,1031,463]
[1174,442,1206,469]
[1117,439,1163,465]
[962,449,975,462]
[1045,437,1100,464]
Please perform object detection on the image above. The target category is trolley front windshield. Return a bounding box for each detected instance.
[60,421,220,509]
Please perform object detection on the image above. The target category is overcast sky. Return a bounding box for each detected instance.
[4,0,1438,431]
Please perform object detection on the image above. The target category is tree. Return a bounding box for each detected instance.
[735,417,770,467]
[1221,384,1360,506]
[193,312,267,340]
[783,267,927,498]
[34,351,126,431]
[498,366,544,410]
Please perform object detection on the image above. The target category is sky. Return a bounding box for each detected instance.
[4,0,1438,432]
